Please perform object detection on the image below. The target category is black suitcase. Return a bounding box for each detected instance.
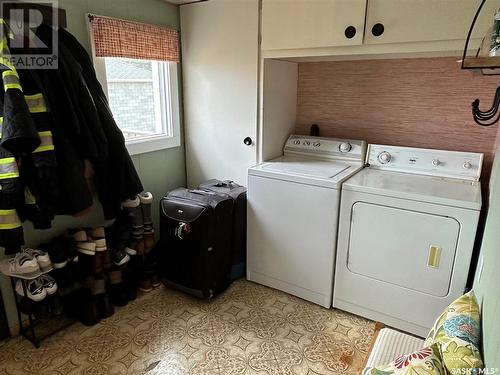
[198,179,247,280]
[158,188,234,299]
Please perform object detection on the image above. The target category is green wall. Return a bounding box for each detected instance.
[474,141,500,368]
[0,0,186,332]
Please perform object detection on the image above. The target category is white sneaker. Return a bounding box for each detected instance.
[0,252,41,279]
[22,248,53,273]
[38,274,58,295]
[15,278,47,301]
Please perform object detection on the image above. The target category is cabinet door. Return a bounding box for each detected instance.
[262,0,367,50]
[181,0,259,186]
[365,0,500,45]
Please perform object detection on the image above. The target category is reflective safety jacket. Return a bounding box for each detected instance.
[0,21,58,251]
[0,43,25,251]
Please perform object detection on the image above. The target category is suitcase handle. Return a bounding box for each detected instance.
[215,180,233,187]
[188,189,216,195]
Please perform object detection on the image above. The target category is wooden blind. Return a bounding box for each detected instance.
[89,15,179,62]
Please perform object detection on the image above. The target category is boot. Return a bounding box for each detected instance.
[122,196,144,256]
[92,275,114,319]
[123,267,138,301]
[80,278,101,326]
[109,269,128,307]
[87,227,107,253]
[139,192,155,253]
[104,223,131,266]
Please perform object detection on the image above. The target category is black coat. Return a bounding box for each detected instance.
[58,28,143,219]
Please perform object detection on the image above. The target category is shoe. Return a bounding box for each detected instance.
[38,274,58,295]
[112,249,130,266]
[22,248,51,271]
[15,278,47,301]
[0,252,41,279]
[57,236,78,263]
[22,248,53,273]
[77,241,96,256]
[39,241,68,269]
[139,192,155,253]
[122,196,144,255]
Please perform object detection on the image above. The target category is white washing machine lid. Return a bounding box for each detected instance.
[343,168,482,210]
[248,156,363,188]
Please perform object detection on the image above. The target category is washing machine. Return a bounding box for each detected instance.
[247,135,366,308]
[333,144,483,337]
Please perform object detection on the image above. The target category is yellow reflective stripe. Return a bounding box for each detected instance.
[0,57,16,71]
[0,157,19,180]
[2,69,21,91]
[1,36,7,53]
[33,131,54,153]
[25,93,47,113]
[0,209,21,230]
[4,83,22,91]
[25,93,43,100]
[2,70,18,79]
[0,157,15,164]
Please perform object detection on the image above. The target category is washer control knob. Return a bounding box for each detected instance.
[378,151,391,164]
[293,140,301,145]
[339,142,352,153]
[463,161,472,169]
[432,159,440,166]
[313,141,321,147]
[304,140,311,146]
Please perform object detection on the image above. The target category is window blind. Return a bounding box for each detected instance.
[89,15,179,62]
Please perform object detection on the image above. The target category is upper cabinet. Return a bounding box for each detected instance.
[261,0,367,50]
[261,0,500,56]
[364,0,498,45]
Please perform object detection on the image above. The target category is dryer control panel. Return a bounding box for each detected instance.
[366,144,483,181]
[284,135,366,162]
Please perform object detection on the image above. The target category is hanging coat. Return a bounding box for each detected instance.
[0,25,26,251]
[58,28,143,220]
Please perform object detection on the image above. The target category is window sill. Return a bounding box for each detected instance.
[126,134,181,155]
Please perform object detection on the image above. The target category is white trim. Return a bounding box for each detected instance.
[125,63,181,155]
[87,14,181,155]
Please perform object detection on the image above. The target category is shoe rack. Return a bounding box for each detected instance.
[9,275,75,348]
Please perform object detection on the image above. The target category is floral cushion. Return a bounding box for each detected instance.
[425,291,483,373]
[362,344,446,375]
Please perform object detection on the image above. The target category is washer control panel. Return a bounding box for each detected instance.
[284,135,366,161]
[366,144,483,181]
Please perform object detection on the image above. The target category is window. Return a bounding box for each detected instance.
[88,14,181,155]
[96,57,180,155]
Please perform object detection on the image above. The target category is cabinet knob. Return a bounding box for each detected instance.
[243,137,253,146]
[344,26,356,39]
[372,23,385,37]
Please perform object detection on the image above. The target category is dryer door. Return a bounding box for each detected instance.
[347,202,460,297]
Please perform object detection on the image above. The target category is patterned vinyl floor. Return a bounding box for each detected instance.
[0,279,375,375]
